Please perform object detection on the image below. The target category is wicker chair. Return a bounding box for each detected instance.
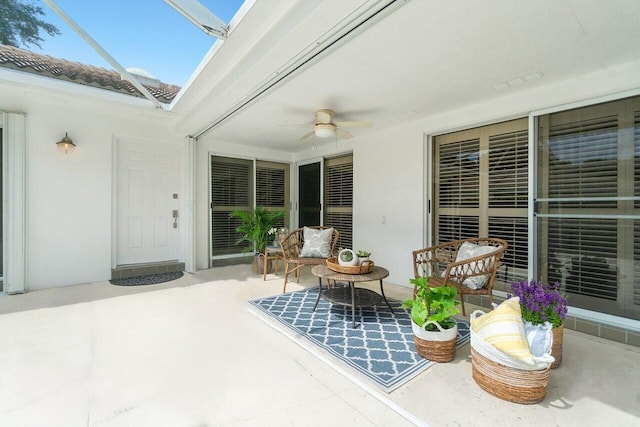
[279,226,340,293]
[412,237,508,316]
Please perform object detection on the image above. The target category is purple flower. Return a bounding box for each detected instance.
[510,279,568,327]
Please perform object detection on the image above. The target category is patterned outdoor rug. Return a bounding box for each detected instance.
[109,271,183,286]
[248,286,470,393]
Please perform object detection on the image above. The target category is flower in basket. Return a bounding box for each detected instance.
[509,279,568,328]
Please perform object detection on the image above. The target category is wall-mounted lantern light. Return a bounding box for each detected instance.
[56,132,76,154]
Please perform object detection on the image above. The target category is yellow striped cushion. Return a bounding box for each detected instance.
[471,297,535,365]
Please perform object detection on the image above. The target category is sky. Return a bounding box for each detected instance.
[37,0,245,87]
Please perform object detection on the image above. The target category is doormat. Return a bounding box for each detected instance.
[248,286,470,393]
[109,271,183,286]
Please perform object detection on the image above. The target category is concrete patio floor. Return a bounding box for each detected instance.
[0,265,638,426]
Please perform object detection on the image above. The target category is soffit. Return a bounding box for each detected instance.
[175,0,640,152]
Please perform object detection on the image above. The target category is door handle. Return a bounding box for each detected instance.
[173,210,178,228]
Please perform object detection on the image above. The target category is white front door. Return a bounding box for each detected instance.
[116,139,180,265]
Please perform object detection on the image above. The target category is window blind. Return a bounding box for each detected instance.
[437,215,479,243]
[437,139,479,208]
[210,156,252,256]
[489,217,528,283]
[324,154,353,249]
[634,112,640,305]
[548,115,618,209]
[635,219,640,306]
[489,130,528,208]
[634,111,640,208]
[256,160,289,229]
[546,218,618,300]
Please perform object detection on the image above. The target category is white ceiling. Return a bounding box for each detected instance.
[172,0,640,152]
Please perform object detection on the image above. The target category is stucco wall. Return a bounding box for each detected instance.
[0,74,185,290]
[2,58,640,291]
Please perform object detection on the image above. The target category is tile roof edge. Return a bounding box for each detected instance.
[0,44,181,104]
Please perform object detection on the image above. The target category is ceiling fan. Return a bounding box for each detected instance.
[297,109,372,140]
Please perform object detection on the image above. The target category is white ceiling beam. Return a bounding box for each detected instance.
[165,0,228,40]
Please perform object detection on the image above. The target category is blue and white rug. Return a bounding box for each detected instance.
[248,286,470,393]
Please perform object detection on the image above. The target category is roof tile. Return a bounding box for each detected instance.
[0,44,181,104]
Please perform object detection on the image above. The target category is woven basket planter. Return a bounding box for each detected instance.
[551,324,563,368]
[471,347,551,404]
[412,321,458,362]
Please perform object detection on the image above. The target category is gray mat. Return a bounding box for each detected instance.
[109,271,183,286]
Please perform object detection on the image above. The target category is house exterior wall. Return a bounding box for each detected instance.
[292,60,640,289]
[2,54,639,331]
[0,75,187,290]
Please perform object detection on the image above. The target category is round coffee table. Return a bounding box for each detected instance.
[311,264,394,328]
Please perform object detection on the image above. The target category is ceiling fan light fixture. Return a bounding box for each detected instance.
[314,123,336,138]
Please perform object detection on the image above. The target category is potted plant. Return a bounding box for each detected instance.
[401,277,460,362]
[356,250,371,265]
[230,207,285,274]
[338,248,359,266]
[510,279,568,368]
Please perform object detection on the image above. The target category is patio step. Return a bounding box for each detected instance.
[111,261,185,280]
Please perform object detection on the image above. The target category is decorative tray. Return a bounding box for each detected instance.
[326,257,374,274]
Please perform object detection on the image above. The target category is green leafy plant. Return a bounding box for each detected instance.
[339,249,354,262]
[229,208,285,254]
[401,277,460,331]
[357,250,371,257]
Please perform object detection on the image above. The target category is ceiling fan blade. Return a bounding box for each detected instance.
[336,128,353,139]
[300,131,314,140]
[279,123,313,127]
[335,121,372,128]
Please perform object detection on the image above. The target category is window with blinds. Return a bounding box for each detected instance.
[210,156,253,256]
[324,154,353,249]
[210,157,290,259]
[434,118,529,291]
[537,96,640,321]
[256,160,289,229]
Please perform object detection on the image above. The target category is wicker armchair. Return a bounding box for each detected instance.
[412,237,508,315]
[279,226,340,293]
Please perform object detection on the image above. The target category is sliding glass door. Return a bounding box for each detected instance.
[433,118,529,291]
[298,155,353,249]
[536,95,640,321]
[210,156,289,259]
[210,156,253,257]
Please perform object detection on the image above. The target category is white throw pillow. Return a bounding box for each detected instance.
[524,321,553,357]
[300,227,333,258]
[450,242,499,289]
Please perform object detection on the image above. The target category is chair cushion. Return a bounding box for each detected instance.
[451,241,498,289]
[300,227,333,258]
[471,297,536,365]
